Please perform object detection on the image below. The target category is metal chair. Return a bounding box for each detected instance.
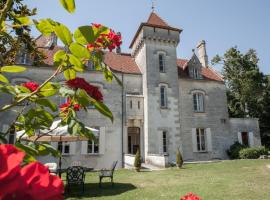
[66,166,85,193]
[99,161,118,188]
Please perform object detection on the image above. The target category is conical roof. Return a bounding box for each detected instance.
[130,12,182,48]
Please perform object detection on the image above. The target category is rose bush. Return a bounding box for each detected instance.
[180,193,202,200]
[0,144,64,200]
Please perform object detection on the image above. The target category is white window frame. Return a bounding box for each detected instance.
[160,85,167,108]
[196,128,206,152]
[87,127,100,154]
[193,93,204,112]
[159,54,165,72]
[58,141,70,155]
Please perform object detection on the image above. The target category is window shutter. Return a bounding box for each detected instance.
[248,132,254,147]
[99,127,106,154]
[81,141,88,155]
[192,128,197,152]
[51,142,58,149]
[206,128,212,152]
[237,132,242,144]
[70,142,76,155]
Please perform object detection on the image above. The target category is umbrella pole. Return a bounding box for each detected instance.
[59,154,62,178]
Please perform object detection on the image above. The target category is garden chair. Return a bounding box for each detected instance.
[99,161,118,188]
[66,166,86,193]
[44,162,57,175]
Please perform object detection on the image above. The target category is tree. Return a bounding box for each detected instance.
[134,149,141,172]
[212,47,270,147]
[0,0,45,66]
[176,148,183,168]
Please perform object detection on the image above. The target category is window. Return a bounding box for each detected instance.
[162,131,167,153]
[193,93,204,112]
[8,125,15,144]
[159,54,165,72]
[87,127,100,154]
[241,132,249,146]
[138,101,140,109]
[196,128,206,151]
[160,86,167,108]
[130,100,132,109]
[87,60,95,71]
[192,68,200,79]
[58,142,70,154]
[17,52,30,65]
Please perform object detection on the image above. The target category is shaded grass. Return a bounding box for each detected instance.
[65,160,270,200]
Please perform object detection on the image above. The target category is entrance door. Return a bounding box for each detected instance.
[127,127,140,154]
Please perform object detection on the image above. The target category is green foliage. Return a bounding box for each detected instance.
[1,65,26,72]
[59,0,76,13]
[69,42,90,59]
[134,149,141,171]
[226,142,246,159]
[34,18,56,36]
[54,24,73,46]
[176,148,183,168]
[239,148,258,159]
[74,26,95,45]
[212,47,270,147]
[0,74,9,83]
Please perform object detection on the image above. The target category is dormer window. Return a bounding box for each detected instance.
[87,60,95,71]
[159,54,165,72]
[193,68,200,79]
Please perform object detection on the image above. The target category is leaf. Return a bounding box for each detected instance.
[34,19,57,36]
[69,42,90,59]
[0,74,9,83]
[1,66,26,73]
[38,143,61,157]
[55,24,73,46]
[59,86,75,96]
[93,99,113,122]
[39,82,59,97]
[1,21,6,32]
[74,26,94,45]
[16,16,32,26]
[68,54,84,72]
[36,99,58,112]
[53,50,67,66]
[64,68,76,80]
[59,0,76,13]
[15,142,38,157]
[103,65,113,82]
[112,71,123,87]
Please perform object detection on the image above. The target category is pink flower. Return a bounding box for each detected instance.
[0,144,64,200]
[21,82,39,92]
[180,193,202,200]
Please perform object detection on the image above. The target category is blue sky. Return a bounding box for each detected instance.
[25,0,270,74]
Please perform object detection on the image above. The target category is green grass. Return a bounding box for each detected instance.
[65,160,270,200]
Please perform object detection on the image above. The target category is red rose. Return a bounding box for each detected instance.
[21,82,39,92]
[73,104,80,111]
[0,144,64,200]
[66,77,103,102]
[180,193,202,200]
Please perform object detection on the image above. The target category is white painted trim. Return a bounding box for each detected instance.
[237,132,242,144]
[206,128,212,152]
[192,128,197,152]
[248,132,254,147]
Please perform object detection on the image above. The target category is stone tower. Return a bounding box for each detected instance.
[130,12,182,165]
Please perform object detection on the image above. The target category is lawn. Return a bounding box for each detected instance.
[65,160,270,200]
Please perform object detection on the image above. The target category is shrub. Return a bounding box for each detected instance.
[239,146,269,159]
[134,149,141,171]
[239,148,260,159]
[176,148,183,168]
[227,142,246,159]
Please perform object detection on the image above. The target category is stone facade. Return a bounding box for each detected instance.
[0,12,261,169]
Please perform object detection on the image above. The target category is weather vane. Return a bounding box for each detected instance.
[151,0,155,12]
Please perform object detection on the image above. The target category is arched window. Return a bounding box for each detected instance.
[159,54,165,72]
[193,93,204,112]
[160,85,167,108]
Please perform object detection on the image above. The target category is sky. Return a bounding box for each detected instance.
[25,0,270,74]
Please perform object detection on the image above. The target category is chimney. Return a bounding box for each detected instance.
[116,32,121,54]
[196,40,208,67]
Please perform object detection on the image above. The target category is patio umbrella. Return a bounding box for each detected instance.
[17,120,99,176]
